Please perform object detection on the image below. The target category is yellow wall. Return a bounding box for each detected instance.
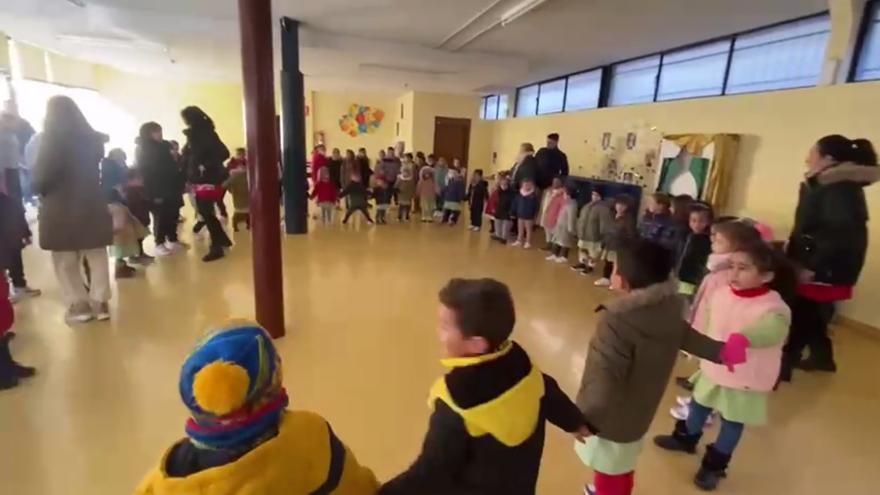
[310,90,396,155]
[486,82,880,328]
[411,92,489,169]
[93,66,245,152]
[393,91,415,152]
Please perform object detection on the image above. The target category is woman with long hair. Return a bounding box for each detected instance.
[782,135,879,379]
[137,121,186,256]
[32,96,113,323]
[180,106,232,262]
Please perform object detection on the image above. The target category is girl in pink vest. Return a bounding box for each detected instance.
[654,241,791,491]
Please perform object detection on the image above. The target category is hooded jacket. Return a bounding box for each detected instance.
[787,162,879,286]
[380,341,585,495]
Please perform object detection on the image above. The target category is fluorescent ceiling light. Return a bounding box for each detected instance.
[56,34,167,53]
[501,0,548,27]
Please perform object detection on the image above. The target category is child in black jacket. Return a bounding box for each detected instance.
[676,204,713,296]
[380,278,589,495]
[492,176,515,243]
[340,173,374,225]
[372,178,393,224]
[466,169,489,231]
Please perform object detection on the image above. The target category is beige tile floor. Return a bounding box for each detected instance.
[1,215,878,494]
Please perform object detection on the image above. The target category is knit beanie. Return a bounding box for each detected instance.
[179,322,288,452]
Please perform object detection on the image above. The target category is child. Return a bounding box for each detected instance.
[574,239,749,495]
[638,192,677,251]
[309,167,339,226]
[340,173,374,225]
[226,147,247,173]
[511,179,540,248]
[135,322,378,494]
[539,177,565,250]
[572,190,613,275]
[372,178,393,225]
[223,168,251,231]
[654,242,791,491]
[396,168,415,222]
[441,168,466,225]
[492,175,514,243]
[108,192,149,279]
[546,183,578,263]
[593,195,636,287]
[416,168,436,223]
[466,169,489,232]
[675,203,713,296]
[669,219,765,407]
[670,194,695,245]
[379,278,589,495]
[0,192,36,390]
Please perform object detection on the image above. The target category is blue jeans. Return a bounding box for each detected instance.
[686,400,745,455]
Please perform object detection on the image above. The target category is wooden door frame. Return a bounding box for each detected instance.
[433,116,471,166]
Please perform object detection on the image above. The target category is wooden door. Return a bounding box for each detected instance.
[432,117,471,167]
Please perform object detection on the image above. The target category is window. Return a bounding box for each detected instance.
[480,94,506,120]
[564,69,602,111]
[855,1,880,81]
[608,55,661,106]
[657,40,730,101]
[536,78,566,114]
[497,94,509,119]
[515,84,539,117]
[726,15,830,94]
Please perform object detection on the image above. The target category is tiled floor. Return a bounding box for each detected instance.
[2,216,878,494]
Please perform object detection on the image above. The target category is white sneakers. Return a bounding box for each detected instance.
[155,241,189,257]
[523,242,531,249]
[510,240,522,247]
[553,256,568,264]
[545,254,557,261]
[594,277,612,287]
[9,286,41,304]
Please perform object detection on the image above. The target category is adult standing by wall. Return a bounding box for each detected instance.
[782,135,879,379]
[511,142,539,189]
[534,133,569,189]
[181,106,232,262]
[137,122,186,257]
[32,96,112,324]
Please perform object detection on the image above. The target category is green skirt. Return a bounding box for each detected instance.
[574,436,644,475]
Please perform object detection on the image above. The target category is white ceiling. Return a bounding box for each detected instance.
[0,0,828,93]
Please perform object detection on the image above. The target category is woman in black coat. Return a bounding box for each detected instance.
[137,122,185,254]
[510,142,538,190]
[181,106,232,262]
[782,135,879,378]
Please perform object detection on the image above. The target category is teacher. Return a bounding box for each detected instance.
[783,135,878,378]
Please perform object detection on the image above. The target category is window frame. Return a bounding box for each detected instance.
[512,10,831,115]
[480,94,505,120]
[849,0,880,82]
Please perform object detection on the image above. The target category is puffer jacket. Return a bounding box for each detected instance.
[787,162,879,286]
[576,199,613,243]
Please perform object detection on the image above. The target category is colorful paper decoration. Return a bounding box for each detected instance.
[338,104,384,137]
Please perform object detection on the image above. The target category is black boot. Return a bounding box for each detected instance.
[694,444,731,491]
[202,248,225,263]
[0,333,34,380]
[0,334,20,390]
[654,420,701,454]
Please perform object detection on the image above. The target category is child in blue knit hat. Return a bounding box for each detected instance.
[135,322,378,495]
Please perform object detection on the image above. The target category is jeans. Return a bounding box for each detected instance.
[152,201,180,244]
[196,198,232,251]
[318,203,334,224]
[686,400,744,456]
[494,219,511,240]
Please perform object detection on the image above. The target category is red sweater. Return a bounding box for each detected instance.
[311,181,339,203]
[311,153,329,183]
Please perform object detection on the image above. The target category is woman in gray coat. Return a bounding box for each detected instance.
[32,96,112,324]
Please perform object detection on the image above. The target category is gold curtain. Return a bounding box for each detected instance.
[663,133,740,210]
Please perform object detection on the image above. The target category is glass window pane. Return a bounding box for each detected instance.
[609,55,660,106]
[726,15,830,94]
[657,40,730,101]
[498,94,509,119]
[537,78,565,114]
[516,84,539,117]
[855,2,880,81]
[564,69,602,111]
[485,95,499,120]
[479,97,487,119]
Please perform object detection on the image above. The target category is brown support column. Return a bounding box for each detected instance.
[237,0,285,338]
